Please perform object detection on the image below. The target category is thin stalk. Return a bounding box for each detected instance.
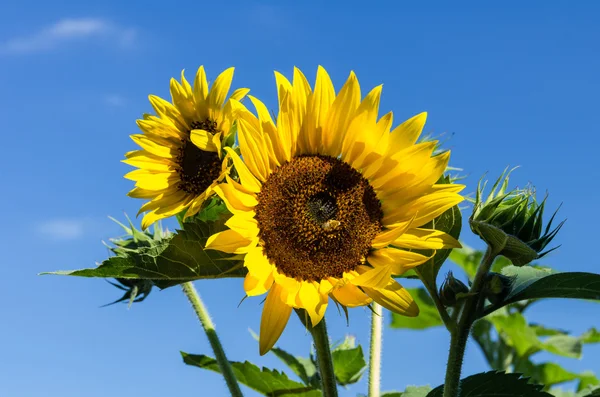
[181,282,243,397]
[443,246,496,397]
[422,280,454,332]
[309,317,339,397]
[368,303,383,397]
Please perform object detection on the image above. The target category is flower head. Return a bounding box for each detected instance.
[471,169,564,265]
[124,66,249,229]
[206,67,465,354]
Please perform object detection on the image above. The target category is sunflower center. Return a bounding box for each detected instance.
[176,119,222,195]
[255,155,383,281]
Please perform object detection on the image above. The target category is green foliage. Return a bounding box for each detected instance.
[427,371,552,396]
[181,352,321,396]
[481,266,600,315]
[390,288,443,329]
[330,336,367,386]
[44,218,246,288]
[418,244,600,394]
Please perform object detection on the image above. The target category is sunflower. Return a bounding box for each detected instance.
[206,66,465,354]
[124,66,249,229]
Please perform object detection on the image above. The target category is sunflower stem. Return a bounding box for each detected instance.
[309,317,339,397]
[368,303,383,397]
[181,282,244,397]
[443,246,497,397]
[421,279,455,333]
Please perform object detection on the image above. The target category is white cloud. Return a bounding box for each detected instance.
[105,94,126,107]
[36,218,87,241]
[1,18,137,54]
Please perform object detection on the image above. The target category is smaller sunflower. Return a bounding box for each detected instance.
[124,66,249,229]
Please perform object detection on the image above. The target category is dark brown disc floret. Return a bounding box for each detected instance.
[176,119,222,195]
[255,155,383,281]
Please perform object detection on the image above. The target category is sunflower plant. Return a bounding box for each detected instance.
[46,66,600,397]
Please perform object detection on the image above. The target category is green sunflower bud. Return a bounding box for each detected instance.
[483,272,514,305]
[470,169,565,265]
[103,278,154,308]
[439,271,470,307]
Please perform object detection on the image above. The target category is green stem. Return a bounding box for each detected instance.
[422,279,454,333]
[309,317,339,397]
[181,282,243,397]
[443,246,496,397]
[368,303,383,397]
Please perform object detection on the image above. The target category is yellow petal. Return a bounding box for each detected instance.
[230,87,250,102]
[141,210,163,230]
[297,281,327,327]
[370,219,414,249]
[383,191,464,227]
[342,85,382,164]
[193,66,209,108]
[331,283,372,307]
[170,76,195,122]
[304,66,335,154]
[223,147,262,193]
[238,118,271,181]
[214,180,258,214]
[148,95,188,132]
[130,134,176,159]
[368,247,431,275]
[225,213,259,239]
[208,67,234,111]
[388,112,427,154]
[260,283,292,355]
[136,118,185,140]
[350,265,393,289]
[245,246,273,277]
[323,71,361,157]
[393,228,462,250]
[190,129,218,152]
[205,229,257,254]
[244,273,274,296]
[363,280,419,317]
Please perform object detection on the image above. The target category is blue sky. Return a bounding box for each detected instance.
[1,1,599,396]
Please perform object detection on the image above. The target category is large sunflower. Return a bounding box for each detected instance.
[206,66,465,354]
[124,66,249,229]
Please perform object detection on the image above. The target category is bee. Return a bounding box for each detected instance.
[321,219,341,231]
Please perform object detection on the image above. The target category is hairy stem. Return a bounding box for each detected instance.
[181,282,243,397]
[422,279,455,332]
[368,303,383,397]
[443,246,496,397]
[309,317,339,397]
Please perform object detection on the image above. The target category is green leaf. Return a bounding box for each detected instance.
[331,336,367,385]
[181,352,321,397]
[517,361,581,387]
[381,393,403,397]
[489,313,582,359]
[269,347,317,387]
[43,219,247,288]
[488,313,541,358]
[427,371,552,396]
[581,328,600,344]
[449,245,482,278]
[390,288,443,329]
[481,266,600,316]
[472,319,514,370]
[402,386,433,396]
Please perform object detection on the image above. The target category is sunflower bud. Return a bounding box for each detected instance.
[483,272,513,305]
[439,271,470,307]
[103,278,153,308]
[470,169,564,265]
